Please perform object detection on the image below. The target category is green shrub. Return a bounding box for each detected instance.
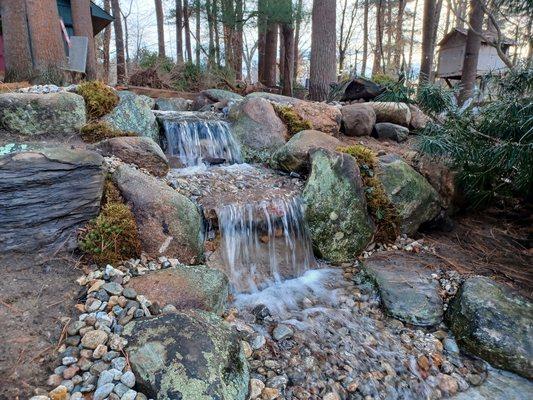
[80,121,135,143]
[417,67,533,208]
[79,200,141,265]
[273,104,313,136]
[77,81,119,119]
[339,145,401,243]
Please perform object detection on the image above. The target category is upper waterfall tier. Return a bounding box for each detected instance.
[157,111,242,168]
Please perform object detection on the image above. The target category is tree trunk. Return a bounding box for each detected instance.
[103,0,111,81]
[431,0,443,56]
[293,0,303,81]
[183,0,193,62]
[111,0,126,83]
[361,0,369,76]
[71,0,97,80]
[282,22,294,96]
[458,0,483,104]
[154,0,166,58]
[213,0,221,66]
[392,0,405,74]
[385,0,392,70]
[195,0,201,65]
[527,19,533,69]
[206,0,216,66]
[407,0,418,74]
[233,0,244,79]
[25,0,66,74]
[419,0,436,84]
[257,0,267,83]
[371,0,384,76]
[264,22,278,87]
[176,0,184,63]
[309,0,336,101]
[0,0,33,81]
[279,28,285,85]
[122,14,130,71]
[444,1,451,33]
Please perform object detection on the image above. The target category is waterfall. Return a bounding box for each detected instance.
[160,112,242,168]
[216,197,316,292]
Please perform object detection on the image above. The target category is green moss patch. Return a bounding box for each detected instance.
[273,104,312,136]
[78,80,119,120]
[80,121,135,144]
[79,180,141,265]
[339,145,400,243]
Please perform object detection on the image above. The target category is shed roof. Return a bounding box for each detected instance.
[90,1,114,35]
[438,28,515,47]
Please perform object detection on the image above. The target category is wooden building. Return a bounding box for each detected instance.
[0,1,113,76]
[436,28,514,82]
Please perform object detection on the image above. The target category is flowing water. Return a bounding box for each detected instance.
[216,196,315,293]
[160,112,242,167]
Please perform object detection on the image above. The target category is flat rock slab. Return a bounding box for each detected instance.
[0,92,86,136]
[0,146,103,253]
[128,265,229,315]
[447,276,533,378]
[123,311,249,400]
[362,251,443,326]
[94,136,169,177]
[452,368,533,400]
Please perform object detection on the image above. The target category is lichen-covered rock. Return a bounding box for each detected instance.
[128,265,229,315]
[123,311,249,400]
[0,146,103,253]
[363,251,443,326]
[199,88,244,103]
[446,277,533,379]
[340,103,376,136]
[374,122,409,143]
[113,165,204,264]
[229,97,288,162]
[378,155,440,235]
[95,136,169,177]
[0,92,86,135]
[155,97,193,112]
[103,91,159,141]
[303,149,375,262]
[272,130,342,173]
[368,102,411,127]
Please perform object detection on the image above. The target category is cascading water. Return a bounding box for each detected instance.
[216,196,315,292]
[160,112,242,167]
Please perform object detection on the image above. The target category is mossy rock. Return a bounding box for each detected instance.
[303,149,375,262]
[80,121,136,144]
[123,310,250,400]
[447,277,533,379]
[377,154,441,235]
[273,104,313,135]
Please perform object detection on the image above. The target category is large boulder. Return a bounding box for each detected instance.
[378,155,441,235]
[292,101,341,135]
[363,251,443,326]
[229,96,288,161]
[247,92,341,135]
[103,91,160,141]
[0,92,86,136]
[272,130,342,173]
[0,146,103,254]
[95,136,169,177]
[452,368,533,400]
[408,104,430,130]
[447,277,533,378]
[123,311,249,400]
[128,265,229,315]
[374,122,409,143]
[328,77,385,102]
[113,165,204,264]
[303,149,375,262]
[368,102,411,127]
[155,97,193,112]
[340,103,376,136]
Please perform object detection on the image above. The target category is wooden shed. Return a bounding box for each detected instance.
[436,28,514,81]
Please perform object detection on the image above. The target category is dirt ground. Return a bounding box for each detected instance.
[421,205,533,300]
[0,255,82,400]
